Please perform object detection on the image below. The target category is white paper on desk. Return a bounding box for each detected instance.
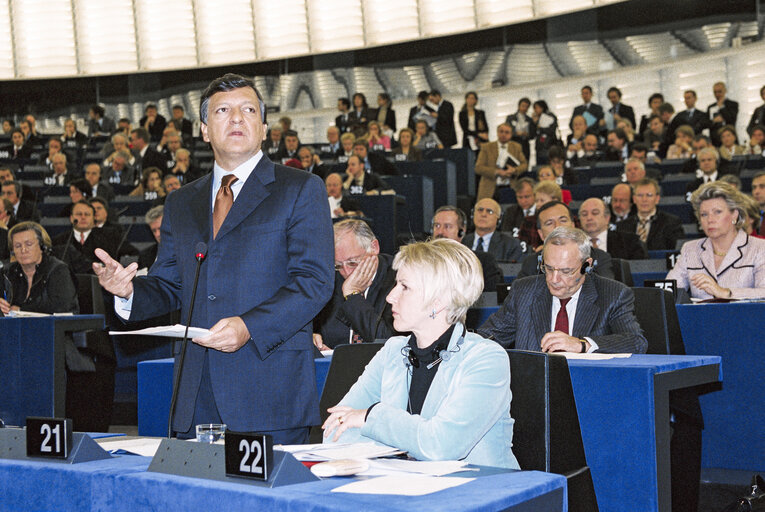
[332,475,474,495]
[109,324,211,338]
[362,459,470,477]
[96,437,163,457]
[558,352,632,360]
[279,442,402,461]
[8,310,50,317]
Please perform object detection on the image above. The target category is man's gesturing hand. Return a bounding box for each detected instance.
[93,248,137,299]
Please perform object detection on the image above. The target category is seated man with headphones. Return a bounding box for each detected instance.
[462,198,526,262]
[478,226,647,354]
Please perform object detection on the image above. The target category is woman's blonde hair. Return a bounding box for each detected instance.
[533,180,563,201]
[392,239,483,325]
[690,181,747,230]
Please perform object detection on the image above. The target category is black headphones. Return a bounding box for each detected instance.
[8,222,50,256]
[537,254,593,275]
[402,325,466,371]
[470,203,503,230]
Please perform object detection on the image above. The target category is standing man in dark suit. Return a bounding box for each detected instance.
[93,73,334,444]
[570,85,605,136]
[313,219,398,350]
[579,197,647,259]
[505,97,536,161]
[335,98,352,134]
[707,82,739,146]
[408,91,430,130]
[607,86,636,132]
[463,198,525,262]
[617,178,684,250]
[478,226,647,354]
[676,90,710,135]
[428,90,457,148]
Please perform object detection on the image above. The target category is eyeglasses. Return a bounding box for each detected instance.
[540,263,580,277]
[334,258,363,272]
[475,207,497,216]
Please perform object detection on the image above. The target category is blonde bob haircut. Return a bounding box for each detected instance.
[392,238,483,325]
[690,181,747,230]
[533,180,563,201]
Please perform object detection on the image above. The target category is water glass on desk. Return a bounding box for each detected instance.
[196,423,226,443]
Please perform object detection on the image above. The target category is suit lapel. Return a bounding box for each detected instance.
[572,277,597,338]
[530,282,553,348]
[215,157,275,241]
[189,175,212,243]
[698,238,716,277]
[715,230,748,277]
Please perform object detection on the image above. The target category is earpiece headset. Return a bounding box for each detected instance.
[537,253,594,276]
[432,205,467,238]
[8,222,51,256]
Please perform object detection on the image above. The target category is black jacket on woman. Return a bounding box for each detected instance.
[4,253,79,314]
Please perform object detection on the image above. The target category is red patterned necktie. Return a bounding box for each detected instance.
[554,298,571,334]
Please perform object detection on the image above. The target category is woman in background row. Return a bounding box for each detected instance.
[392,128,422,162]
[458,91,488,155]
[532,100,558,165]
[323,239,519,469]
[667,182,765,299]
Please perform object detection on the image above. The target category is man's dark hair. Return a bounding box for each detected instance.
[90,105,105,118]
[547,145,565,161]
[131,128,150,144]
[648,93,664,106]
[172,104,185,112]
[89,196,109,210]
[693,134,711,144]
[338,97,350,109]
[2,180,21,197]
[0,166,16,180]
[518,97,531,107]
[417,91,429,101]
[658,103,675,115]
[610,129,627,142]
[72,199,95,215]
[70,178,92,198]
[648,114,662,124]
[199,73,266,125]
[513,177,536,192]
[536,201,572,229]
[533,100,549,112]
[10,128,23,139]
[144,103,158,112]
[684,90,697,98]
[3,119,14,129]
[429,89,442,97]
[581,85,593,94]
[283,129,298,139]
[433,205,466,229]
[630,142,649,154]
[118,117,131,125]
[607,86,622,98]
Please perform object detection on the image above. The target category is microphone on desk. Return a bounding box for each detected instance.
[167,241,207,438]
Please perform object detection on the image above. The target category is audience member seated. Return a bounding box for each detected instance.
[338,133,355,162]
[638,93,664,135]
[53,200,122,274]
[747,85,765,136]
[500,177,536,236]
[335,97,352,134]
[2,180,39,222]
[263,123,284,159]
[707,82,739,147]
[322,126,342,157]
[373,93,396,134]
[618,178,684,250]
[506,97,535,161]
[275,129,301,163]
[579,197,647,259]
[130,128,168,172]
[681,135,719,174]
[605,128,630,162]
[130,167,166,201]
[139,103,166,143]
[642,114,665,153]
[607,86,636,130]
[170,104,194,143]
[569,133,604,167]
[616,118,636,145]
[666,125,695,160]
[322,238,519,470]
[116,118,132,138]
[668,182,765,299]
[46,152,73,187]
[102,133,135,166]
[298,146,329,179]
[0,197,15,232]
[19,119,42,147]
[1,222,78,315]
[432,205,501,292]
[83,162,115,204]
[58,178,92,218]
[717,125,746,159]
[0,129,32,160]
[459,91,489,153]
[623,158,662,186]
[747,125,765,155]
[610,182,636,223]
[313,219,399,350]
[475,123,528,201]
[676,90,709,135]
[61,118,87,148]
[343,155,389,196]
[629,142,660,166]
[349,93,371,135]
[548,146,578,185]
[1,119,13,134]
[392,128,422,162]
[352,141,396,176]
[138,205,163,270]
[516,201,614,279]
[686,147,732,196]
[478,226,647,354]
[742,194,764,239]
[537,166,572,204]
[87,104,116,138]
[158,131,183,169]
[463,198,524,262]
[413,119,443,150]
[326,173,361,219]
[90,196,120,232]
[533,180,566,213]
[570,85,605,136]
[365,121,391,151]
[531,100,559,164]
[168,148,204,185]
[38,138,64,169]
[752,171,765,236]
[657,103,677,154]
[428,89,457,148]
[566,115,588,156]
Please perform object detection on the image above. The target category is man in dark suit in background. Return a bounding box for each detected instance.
[1,129,33,160]
[500,177,537,238]
[1,181,39,222]
[84,163,115,203]
[516,201,615,280]
[478,226,647,353]
[139,104,167,143]
[94,73,334,444]
[429,90,457,148]
[463,198,525,262]
[313,219,398,350]
[707,82,739,146]
[618,178,684,250]
[130,128,168,173]
[53,200,120,274]
[607,86,636,131]
[352,141,396,176]
[579,197,647,259]
[87,105,116,138]
[171,104,194,143]
[335,97,352,134]
[408,91,430,130]
[676,90,709,135]
[570,85,605,136]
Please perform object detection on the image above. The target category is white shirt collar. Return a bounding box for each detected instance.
[211,151,263,208]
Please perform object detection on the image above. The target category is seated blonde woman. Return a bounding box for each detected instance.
[533,180,565,209]
[392,128,422,162]
[323,239,519,469]
[666,125,694,159]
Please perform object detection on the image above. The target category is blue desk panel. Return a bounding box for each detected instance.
[677,302,765,472]
[0,455,567,512]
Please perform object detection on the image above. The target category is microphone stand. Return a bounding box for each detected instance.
[167,242,207,438]
[60,218,77,266]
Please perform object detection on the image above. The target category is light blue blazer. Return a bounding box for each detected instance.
[325,323,520,469]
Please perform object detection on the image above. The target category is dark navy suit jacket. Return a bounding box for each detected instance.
[128,155,334,433]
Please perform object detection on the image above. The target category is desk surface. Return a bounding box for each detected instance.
[0,454,567,512]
